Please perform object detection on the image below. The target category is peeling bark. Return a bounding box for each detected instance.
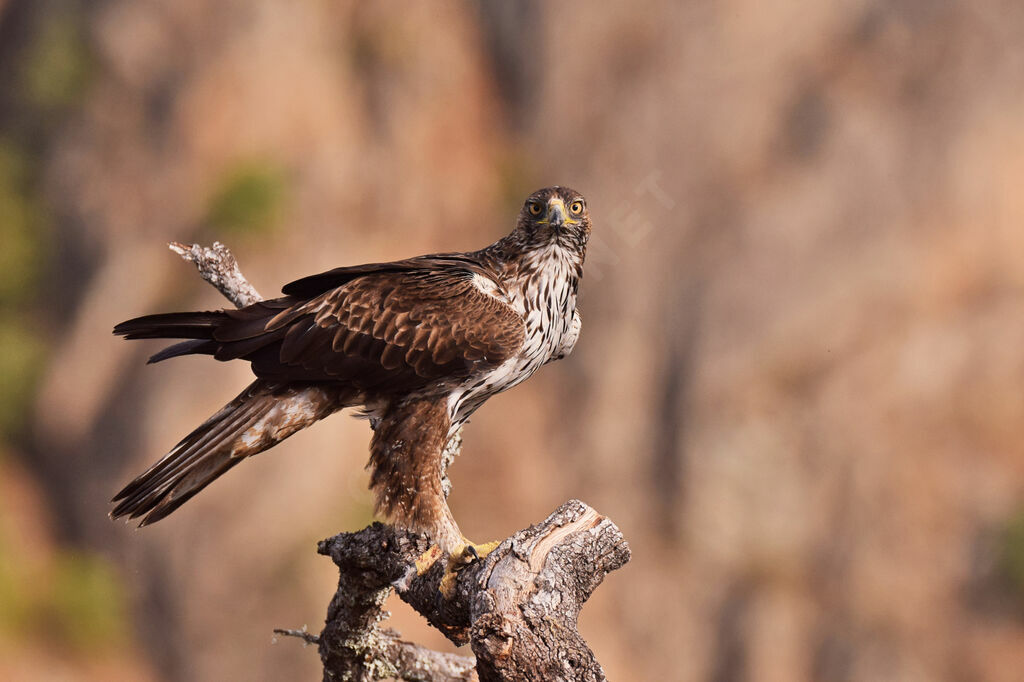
[314,500,629,682]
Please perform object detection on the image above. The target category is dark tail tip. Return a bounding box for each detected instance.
[114,311,226,340]
[146,339,217,364]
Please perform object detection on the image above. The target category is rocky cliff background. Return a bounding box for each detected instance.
[2,1,1024,680]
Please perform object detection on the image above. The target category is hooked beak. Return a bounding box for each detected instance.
[546,198,566,228]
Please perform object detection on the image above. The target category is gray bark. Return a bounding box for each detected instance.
[168,240,263,308]
[314,500,630,682]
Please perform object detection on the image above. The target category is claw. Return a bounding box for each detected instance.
[438,539,500,599]
[468,540,499,560]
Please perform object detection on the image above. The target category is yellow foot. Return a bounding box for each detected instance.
[438,539,501,599]
[415,545,443,576]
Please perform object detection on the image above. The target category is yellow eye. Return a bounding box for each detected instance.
[528,202,543,216]
[569,200,584,215]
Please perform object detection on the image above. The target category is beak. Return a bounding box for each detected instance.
[546,198,566,228]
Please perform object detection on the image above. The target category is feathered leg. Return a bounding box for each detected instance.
[369,398,501,596]
[368,398,464,555]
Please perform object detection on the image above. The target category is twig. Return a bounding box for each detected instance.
[274,627,321,646]
[169,241,262,308]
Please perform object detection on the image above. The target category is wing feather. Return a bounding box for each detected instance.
[206,265,523,392]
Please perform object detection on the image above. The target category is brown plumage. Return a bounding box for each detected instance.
[111,187,590,557]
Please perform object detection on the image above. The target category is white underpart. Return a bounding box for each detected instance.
[472,273,503,298]
[551,310,581,362]
[447,245,579,436]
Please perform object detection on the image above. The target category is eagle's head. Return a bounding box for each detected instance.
[515,186,591,252]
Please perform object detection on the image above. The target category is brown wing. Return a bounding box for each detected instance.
[279,254,484,298]
[212,269,524,392]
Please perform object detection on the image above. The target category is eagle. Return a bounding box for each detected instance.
[111,186,590,576]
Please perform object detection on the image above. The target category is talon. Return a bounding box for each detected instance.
[438,539,500,599]
[470,540,500,560]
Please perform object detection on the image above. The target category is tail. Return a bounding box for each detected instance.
[114,311,226,363]
[110,380,339,525]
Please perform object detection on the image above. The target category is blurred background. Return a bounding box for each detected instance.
[2,0,1024,680]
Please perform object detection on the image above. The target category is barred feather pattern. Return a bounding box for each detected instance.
[111,187,590,556]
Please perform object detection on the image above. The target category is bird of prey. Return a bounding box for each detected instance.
[111,186,590,575]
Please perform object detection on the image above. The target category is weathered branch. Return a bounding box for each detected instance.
[312,524,479,681]
[171,242,631,681]
[317,500,630,682]
[169,240,262,308]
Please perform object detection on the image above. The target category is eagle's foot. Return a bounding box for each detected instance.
[415,545,444,576]
[464,539,500,561]
[438,540,500,599]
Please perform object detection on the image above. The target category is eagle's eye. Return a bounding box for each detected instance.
[527,202,543,216]
[569,200,584,215]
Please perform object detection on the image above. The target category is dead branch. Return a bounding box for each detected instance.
[171,242,631,681]
[169,240,262,308]
[317,500,630,682]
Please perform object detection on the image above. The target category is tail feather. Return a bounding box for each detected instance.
[112,398,262,510]
[114,311,228,364]
[115,301,295,364]
[120,398,261,498]
[111,381,279,525]
[111,381,343,526]
[114,311,227,339]
[146,339,218,364]
[134,396,265,497]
